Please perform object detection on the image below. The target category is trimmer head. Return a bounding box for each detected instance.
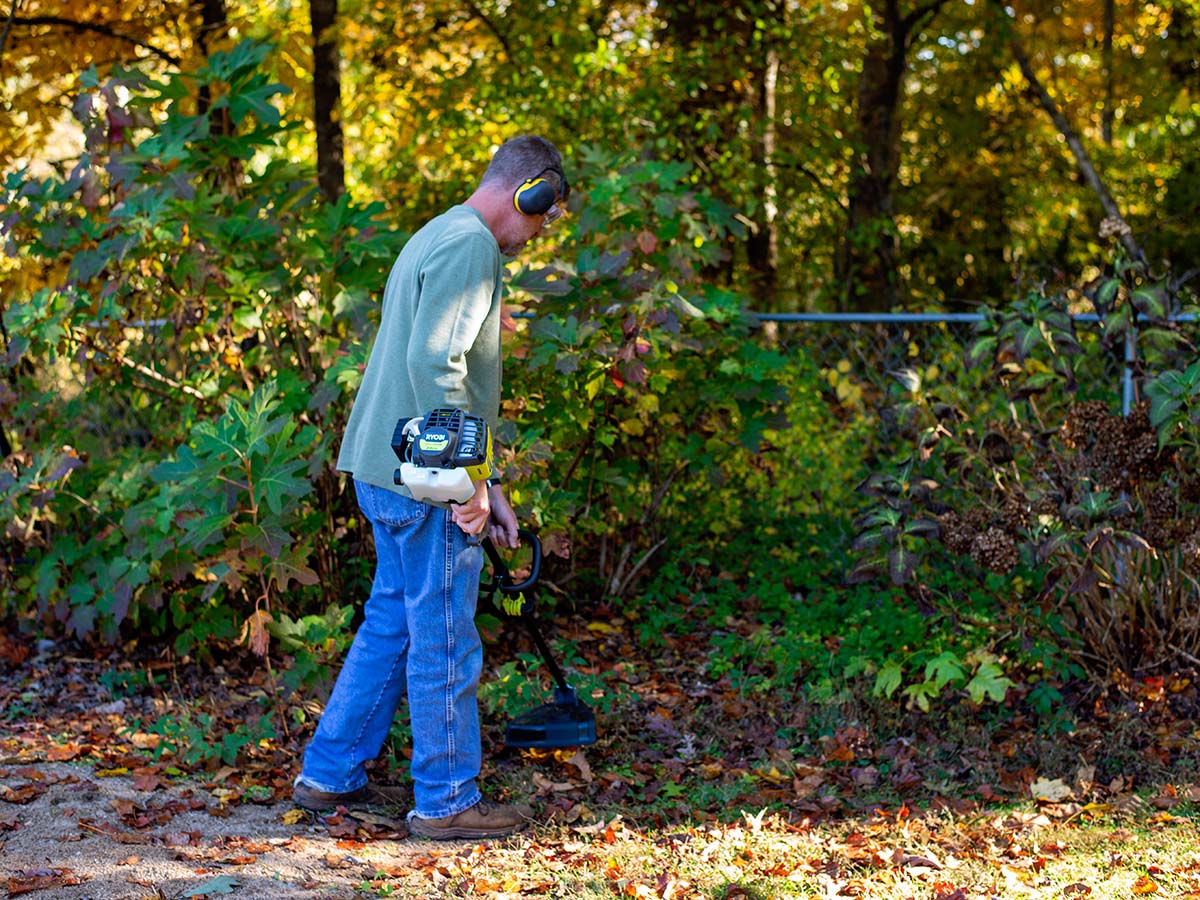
[480,532,599,751]
[505,686,597,750]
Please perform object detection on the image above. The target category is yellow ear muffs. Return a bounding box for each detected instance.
[513,177,557,216]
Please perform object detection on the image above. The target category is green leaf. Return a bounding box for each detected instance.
[226,79,288,127]
[965,662,1014,704]
[1130,287,1166,319]
[904,517,941,539]
[1013,322,1040,360]
[181,512,236,552]
[887,545,918,585]
[874,660,903,698]
[965,335,997,369]
[151,445,204,483]
[852,508,901,530]
[903,680,939,712]
[1094,277,1120,309]
[924,651,966,691]
[269,545,319,592]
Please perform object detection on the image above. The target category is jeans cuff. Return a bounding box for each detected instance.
[294,773,367,794]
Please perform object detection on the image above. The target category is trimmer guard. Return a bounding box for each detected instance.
[505,687,598,750]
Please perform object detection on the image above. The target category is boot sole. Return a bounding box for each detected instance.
[408,823,526,840]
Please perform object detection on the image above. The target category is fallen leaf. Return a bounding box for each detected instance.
[45,743,82,762]
[6,867,87,897]
[565,751,593,782]
[533,772,579,793]
[348,810,407,830]
[281,808,308,825]
[1132,876,1160,894]
[1,784,47,804]
[1030,777,1073,803]
[183,874,241,897]
[132,773,163,792]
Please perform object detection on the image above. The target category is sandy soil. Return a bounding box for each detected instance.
[0,759,500,900]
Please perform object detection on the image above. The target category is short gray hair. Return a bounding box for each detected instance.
[480,135,565,194]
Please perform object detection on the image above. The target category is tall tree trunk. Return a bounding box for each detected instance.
[657,0,781,295]
[1102,0,1115,145]
[838,13,905,312]
[747,29,781,306]
[836,0,948,312]
[310,0,344,203]
[998,4,1145,263]
[194,0,229,135]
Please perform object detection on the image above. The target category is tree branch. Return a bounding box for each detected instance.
[460,0,512,64]
[0,0,21,70]
[9,15,181,66]
[903,0,950,37]
[992,1,1145,263]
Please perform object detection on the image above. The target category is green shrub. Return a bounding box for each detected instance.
[0,41,401,650]
[848,252,1200,691]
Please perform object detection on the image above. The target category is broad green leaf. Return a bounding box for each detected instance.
[1094,278,1120,309]
[903,680,939,712]
[966,662,1014,704]
[1130,287,1166,319]
[924,651,966,691]
[269,545,320,592]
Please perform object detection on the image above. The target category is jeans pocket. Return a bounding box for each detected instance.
[355,480,429,528]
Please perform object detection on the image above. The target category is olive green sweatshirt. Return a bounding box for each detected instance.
[336,205,503,496]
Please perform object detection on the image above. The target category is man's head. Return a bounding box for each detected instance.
[471,135,568,255]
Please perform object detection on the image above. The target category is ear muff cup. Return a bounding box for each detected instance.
[513,178,557,216]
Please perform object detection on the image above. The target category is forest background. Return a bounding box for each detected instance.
[2,0,1200,782]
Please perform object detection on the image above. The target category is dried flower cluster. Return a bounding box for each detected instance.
[1098,216,1133,240]
[938,401,1195,583]
[969,527,1020,574]
[1062,401,1163,492]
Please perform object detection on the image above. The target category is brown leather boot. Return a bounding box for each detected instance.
[292,779,410,813]
[407,798,533,840]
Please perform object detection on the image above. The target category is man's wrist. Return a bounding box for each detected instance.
[486,475,503,488]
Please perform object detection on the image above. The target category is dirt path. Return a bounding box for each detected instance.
[0,760,502,900]
[0,641,583,899]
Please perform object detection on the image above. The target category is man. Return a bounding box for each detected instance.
[293,135,568,840]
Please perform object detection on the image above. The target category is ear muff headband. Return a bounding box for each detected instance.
[513,166,568,216]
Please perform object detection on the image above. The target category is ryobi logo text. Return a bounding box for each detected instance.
[418,431,450,452]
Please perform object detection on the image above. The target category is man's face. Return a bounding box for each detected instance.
[499,216,544,257]
[499,201,563,257]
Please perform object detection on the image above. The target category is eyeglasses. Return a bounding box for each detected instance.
[542,203,565,227]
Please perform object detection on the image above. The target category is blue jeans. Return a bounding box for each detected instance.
[297,479,485,818]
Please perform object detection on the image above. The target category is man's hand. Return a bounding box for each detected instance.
[451,479,491,536]
[486,484,519,548]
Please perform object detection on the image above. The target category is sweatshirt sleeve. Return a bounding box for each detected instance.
[405,232,499,414]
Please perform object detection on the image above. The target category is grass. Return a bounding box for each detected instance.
[349,800,1200,899]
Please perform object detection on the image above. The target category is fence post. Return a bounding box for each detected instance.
[1122,322,1136,417]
